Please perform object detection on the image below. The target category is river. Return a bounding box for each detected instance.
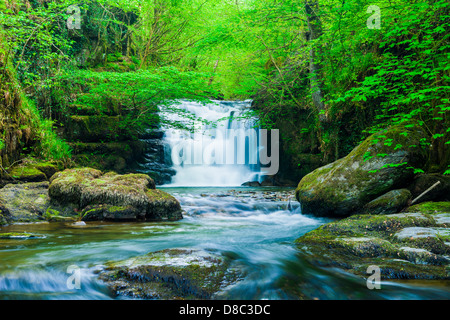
[0,187,448,300]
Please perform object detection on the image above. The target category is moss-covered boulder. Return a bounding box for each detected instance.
[7,165,47,182]
[294,210,450,281]
[4,160,60,184]
[48,167,182,221]
[295,125,427,217]
[97,248,244,299]
[0,182,50,223]
[407,201,450,214]
[363,189,412,215]
[0,181,78,224]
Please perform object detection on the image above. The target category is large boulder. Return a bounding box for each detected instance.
[48,167,182,221]
[97,248,244,299]
[0,181,77,224]
[362,189,412,215]
[295,125,427,217]
[294,208,450,282]
[0,182,51,223]
[3,160,60,185]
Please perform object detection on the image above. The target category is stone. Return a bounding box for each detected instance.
[295,125,427,217]
[3,161,60,184]
[97,248,244,299]
[7,165,47,182]
[241,181,261,187]
[0,232,45,239]
[363,189,412,215]
[407,201,450,214]
[395,227,450,240]
[0,182,50,222]
[294,209,450,280]
[48,167,182,221]
[0,181,76,223]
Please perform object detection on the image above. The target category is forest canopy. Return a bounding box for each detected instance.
[0,0,448,174]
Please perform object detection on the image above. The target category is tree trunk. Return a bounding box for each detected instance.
[305,0,327,122]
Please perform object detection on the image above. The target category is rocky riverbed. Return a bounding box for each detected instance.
[0,152,449,299]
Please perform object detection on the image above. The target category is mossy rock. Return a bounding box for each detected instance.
[6,160,60,182]
[98,248,244,299]
[363,189,412,215]
[43,206,77,222]
[33,162,60,180]
[0,182,50,222]
[81,204,142,221]
[0,232,45,239]
[407,201,450,214]
[67,115,129,142]
[295,125,427,217]
[48,167,182,221]
[295,210,450,280]
[8,165,46,182]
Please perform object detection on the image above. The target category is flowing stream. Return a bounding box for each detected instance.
[0,187,448,300]
[0,101,448,300]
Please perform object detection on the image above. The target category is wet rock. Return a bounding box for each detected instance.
[363,189,412,215]
[4,161,60,184]
[48,167,182,221]
[395,227,450,240]
[295,208,450,280]
[399,247,448,265]
[98,248,244,299]
[0,182,50,223]
[0,182,76,223]
[241,181,261,187]
[0,232,45,239]
[295,125,427,217]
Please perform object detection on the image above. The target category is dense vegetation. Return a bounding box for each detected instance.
[0,0,448,180]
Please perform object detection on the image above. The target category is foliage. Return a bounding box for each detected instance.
[54,66,217,137]
[1,0,448,175]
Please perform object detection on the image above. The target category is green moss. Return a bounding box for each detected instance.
[9,165,46,181]
[295,211,449,280]
[0,232,44,239]
[408,202,450,214]
[48,167,181,221]
[100,248,242,299]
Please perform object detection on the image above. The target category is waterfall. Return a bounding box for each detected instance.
[160,100,263,187]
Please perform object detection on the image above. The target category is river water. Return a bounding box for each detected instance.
[0,187,448,300]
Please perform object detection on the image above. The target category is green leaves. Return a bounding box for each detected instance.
[57,66,215,137]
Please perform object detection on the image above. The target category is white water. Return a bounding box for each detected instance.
[161,100,262,187]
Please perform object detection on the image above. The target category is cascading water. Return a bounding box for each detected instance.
[161,100,265,187]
